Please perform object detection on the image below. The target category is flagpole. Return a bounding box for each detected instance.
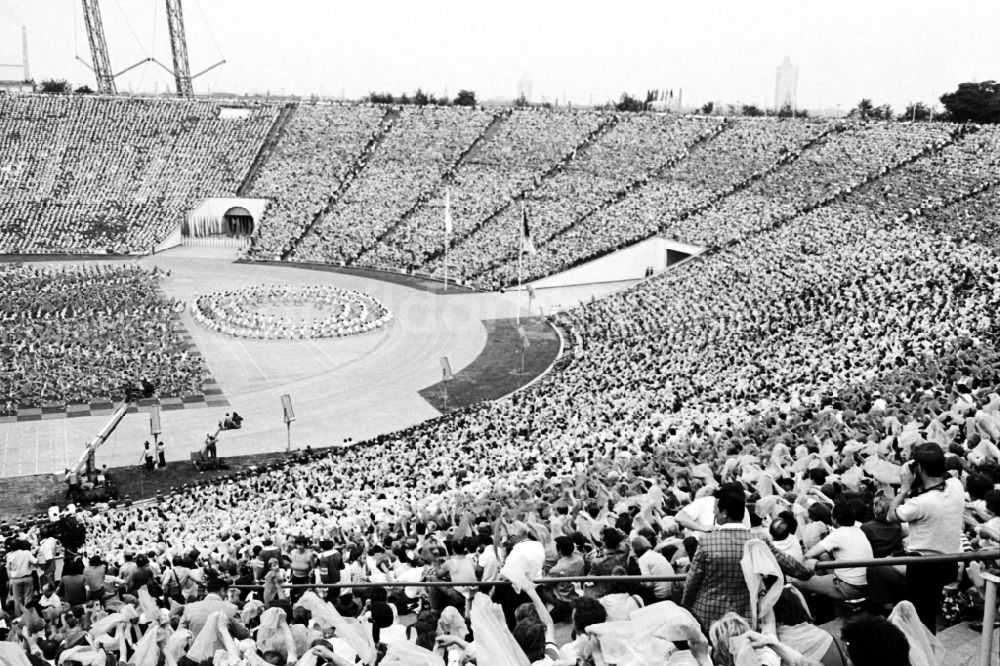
[517,200,523,326]
[444,188,449,291]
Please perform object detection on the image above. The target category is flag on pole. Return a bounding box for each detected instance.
[444,188,453,235]
[520,205,537,255]
[526,285,536,302]
[517,325,530,349]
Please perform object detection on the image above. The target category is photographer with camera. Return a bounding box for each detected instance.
[887,441,965,633]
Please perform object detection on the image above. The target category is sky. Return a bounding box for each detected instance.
[1,0,997,113]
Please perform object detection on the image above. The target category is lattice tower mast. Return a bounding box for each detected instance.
[165,0,194,97]
[80,0,115,93]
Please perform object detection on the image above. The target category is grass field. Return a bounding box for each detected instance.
[419,316,561,411]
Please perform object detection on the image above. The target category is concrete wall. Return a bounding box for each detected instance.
[154,224,182,252]
[529,237,704,289]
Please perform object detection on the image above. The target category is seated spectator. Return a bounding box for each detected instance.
[840,614,912,666]
[860,495,904,558]
[773,586,846,666]
[793,500,872,601]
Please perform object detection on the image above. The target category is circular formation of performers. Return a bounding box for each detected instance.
[191,284,392,340]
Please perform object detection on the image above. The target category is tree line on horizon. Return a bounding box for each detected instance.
[31,78,1000,123]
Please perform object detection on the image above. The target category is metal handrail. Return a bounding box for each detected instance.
[229,549,1000,665]
[231,549,1000,590]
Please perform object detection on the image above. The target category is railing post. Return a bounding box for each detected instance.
[980,573,998,666]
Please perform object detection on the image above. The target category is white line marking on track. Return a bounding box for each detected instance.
[307,340,339,368]
[236,339,271,384]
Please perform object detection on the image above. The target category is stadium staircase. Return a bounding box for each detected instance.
[237,103,298,197]
[417,115,622,268]
[347,110,511,264]
[282,107,400,260]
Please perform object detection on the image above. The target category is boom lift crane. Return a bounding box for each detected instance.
[63,380,155,503]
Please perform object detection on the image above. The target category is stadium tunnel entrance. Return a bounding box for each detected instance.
[157,197,270,251]
[223,206,255,236]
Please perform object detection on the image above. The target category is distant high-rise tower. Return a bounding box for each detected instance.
[517,74,532,103]
[774,56,798,111]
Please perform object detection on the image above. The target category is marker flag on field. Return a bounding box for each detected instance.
[444,188,453,235]
[517,325,530,349]
[520,205,536,255]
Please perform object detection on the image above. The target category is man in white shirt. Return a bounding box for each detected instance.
[37,534,61,587]
[476,532,500,582]
[5,540,37,615]
[792,500,871,600]
[632,536,675,603]
[676,494,750,538]
[888,442,965,633]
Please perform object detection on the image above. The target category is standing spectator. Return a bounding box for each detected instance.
[141,442,155,471]
[124,553,154,594]
[82,555,107,601]
[263,557,287,605]
[316,539,344,586]
[36,531,61,588]
[887,441,965,633]
[5,540,37,615]
[476,532,501,583]
[54,558,88,608]
[180,577,250,638]
[682,483,812,632]
[156,440,166,468]
[288,536,316,602]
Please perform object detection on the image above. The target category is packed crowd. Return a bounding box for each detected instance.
[4,137,1000,663]
[508,118,829,284]
[0,95,277,254]
[354,109,606,271]
[916,184,1000,250]
[484,120,958,286]
[192,285,391,340]
[246,104,388,260]
[429,114,722,285]
[0,264,205,411]
[291,107,495,265]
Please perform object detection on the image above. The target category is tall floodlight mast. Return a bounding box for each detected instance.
[80,0,116,93]
[165,0,194,97]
